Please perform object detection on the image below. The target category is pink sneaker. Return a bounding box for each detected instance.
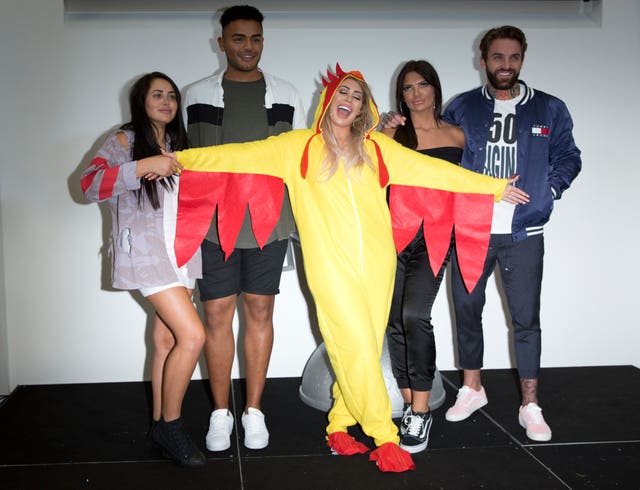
[518,403,552,441]
[445,386,488,422]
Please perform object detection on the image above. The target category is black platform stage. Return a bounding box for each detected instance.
[0,366,638,489]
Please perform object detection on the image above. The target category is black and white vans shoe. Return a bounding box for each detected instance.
[399,411,432,454]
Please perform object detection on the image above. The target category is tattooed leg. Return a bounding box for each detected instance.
[520,378,538,405]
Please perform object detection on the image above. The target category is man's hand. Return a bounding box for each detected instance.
[380,111,406,130]
[501,174,530,204]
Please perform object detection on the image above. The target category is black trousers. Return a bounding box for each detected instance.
[451,234,544,379]
[386,227,448,392]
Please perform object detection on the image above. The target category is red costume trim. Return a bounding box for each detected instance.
[389,186,493,293]
[175,170,284,267]
[368,137,389,187]
[452,192,494,293]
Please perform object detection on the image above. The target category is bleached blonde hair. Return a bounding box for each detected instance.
[319,77,376,180]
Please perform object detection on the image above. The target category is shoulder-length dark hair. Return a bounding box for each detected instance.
[392,60,443,150]
[120,71,189,209]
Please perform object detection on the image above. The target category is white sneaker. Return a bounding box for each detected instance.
[241,407,269,449]
[518,403,552,441]
[205,409,234,451]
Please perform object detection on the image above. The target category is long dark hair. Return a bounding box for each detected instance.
[392,60,443,150]
[120,71,189,209]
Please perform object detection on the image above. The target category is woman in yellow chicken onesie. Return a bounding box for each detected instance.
[169,65,528,472]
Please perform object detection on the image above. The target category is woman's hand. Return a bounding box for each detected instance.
[136,154,182,180]
[501,174,530,204]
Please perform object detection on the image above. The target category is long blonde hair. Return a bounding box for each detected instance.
[319,77,376,180]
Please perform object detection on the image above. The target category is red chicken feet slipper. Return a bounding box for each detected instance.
[369,442,415,472]
[327,432,370,455]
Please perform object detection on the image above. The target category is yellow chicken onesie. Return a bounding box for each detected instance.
[173,65,507,472]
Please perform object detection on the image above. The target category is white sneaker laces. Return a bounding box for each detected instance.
[406,414,425,437]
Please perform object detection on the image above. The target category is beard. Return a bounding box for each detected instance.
[486,68,519,90]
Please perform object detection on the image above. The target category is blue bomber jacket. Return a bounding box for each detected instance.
[444,81,581,242]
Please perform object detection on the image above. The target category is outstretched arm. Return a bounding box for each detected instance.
[169,131,307,180]
[374,132,528,203]
[375,133,528,293]
[81,131,180,202]
[171,131,308,267]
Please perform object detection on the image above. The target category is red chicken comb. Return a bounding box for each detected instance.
[321,62,347,87]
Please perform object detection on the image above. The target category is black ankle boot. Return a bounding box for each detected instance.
[152,417,206,468]
[147,419,159,449]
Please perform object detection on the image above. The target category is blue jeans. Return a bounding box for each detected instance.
[451,234,544,379]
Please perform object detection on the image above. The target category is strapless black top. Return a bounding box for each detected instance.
[417,146,463,165]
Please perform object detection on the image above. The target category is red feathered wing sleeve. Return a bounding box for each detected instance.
[175,170,284,267]
[389,186,493,293]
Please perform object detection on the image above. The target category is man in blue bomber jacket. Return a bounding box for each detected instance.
[443,25,581,442]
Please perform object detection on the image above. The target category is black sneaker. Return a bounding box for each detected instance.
[400,403,412,436]
[400,411,432,454]
[152,417,206,468]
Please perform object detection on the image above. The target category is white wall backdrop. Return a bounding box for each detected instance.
[0,0,638,393]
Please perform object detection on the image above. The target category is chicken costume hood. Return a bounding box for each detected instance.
[300,64,388,187]
[172,65,506,473]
